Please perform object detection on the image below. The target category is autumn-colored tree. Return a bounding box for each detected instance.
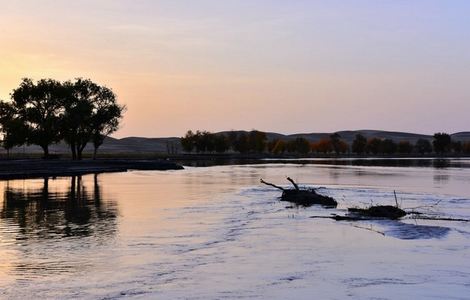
[271,139,286,154]
[398,141,413,154]
[286,137,310,154]
[336,140,349,154]
[463,142,470,154]
[312,138,333,153]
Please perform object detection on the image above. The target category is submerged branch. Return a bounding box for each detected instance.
[260,179,286,191]
[286,177,299,191]
[409,216,470,222]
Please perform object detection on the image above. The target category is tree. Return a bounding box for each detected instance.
[11,78,65,158]
[61,78,124,160]
[89,84,124,159]
[415,139,432,154]
[248,130,267,153]
[329,133,342,155]
[452,141,462,154]
[0,101,28,156]
[227,131,238,151]
[381,139,397,154]
[181,130,196,152]
[286,137,311,154]
[336,140,349,154]
[269,139,286,154]
[463,142,470,154]
[233,132,249,153]
[433,133,452,154]
[398,141,413,154]
[312,139,333,154]
[213,134,229,153]
[352,134,367,154]
[366,138,382,155]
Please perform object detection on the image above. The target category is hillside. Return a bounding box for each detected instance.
[2,130,469,155]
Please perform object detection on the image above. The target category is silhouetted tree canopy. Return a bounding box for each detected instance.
[0,78,124,159]
[248,130,267,153]
[11,78,65,157]
[415,139,432,154]
[0,101,28,154]
[381,139,397,154]
[286,137,311,154]
[366,138,382,155]
[178,129,467,157]
[352,134,367,154]
[398,141,413,154]
[433,133,452,154]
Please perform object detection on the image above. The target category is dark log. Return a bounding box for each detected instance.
[348,205,407,220]
[260,178,337,207]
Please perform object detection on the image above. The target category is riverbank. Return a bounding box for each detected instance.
[0,159,183,180]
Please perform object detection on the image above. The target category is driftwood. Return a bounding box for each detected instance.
[348,205,407,220]
[260,178,338,207]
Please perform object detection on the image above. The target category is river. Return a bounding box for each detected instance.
[1,159,469,299]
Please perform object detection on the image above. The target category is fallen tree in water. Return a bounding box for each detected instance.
[348,205,407,220]
[260,177,337,207]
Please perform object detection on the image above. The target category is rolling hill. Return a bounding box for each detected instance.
[3,130,469,155]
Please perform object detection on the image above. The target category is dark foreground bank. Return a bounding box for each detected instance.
[0,159,183,180]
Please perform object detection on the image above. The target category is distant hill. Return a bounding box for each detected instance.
[3,130,469,155]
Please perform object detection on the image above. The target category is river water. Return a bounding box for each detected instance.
[1,159,469,299]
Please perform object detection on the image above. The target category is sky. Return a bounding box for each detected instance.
[1,0,469,138]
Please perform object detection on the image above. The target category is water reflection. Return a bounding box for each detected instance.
[383,221,451,240]
[179,158,470,169]
[0,174,118,240]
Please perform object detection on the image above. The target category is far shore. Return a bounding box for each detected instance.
[0,158,183,180]
[1,152,469,180]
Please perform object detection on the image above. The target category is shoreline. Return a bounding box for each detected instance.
[0,159,184,180]
[1,154,469,180]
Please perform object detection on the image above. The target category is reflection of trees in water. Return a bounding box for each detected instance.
[0,174,118,240]
[433,173,450,184]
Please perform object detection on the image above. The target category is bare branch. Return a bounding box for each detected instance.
[260,179,286,191]
[286,177,299,191]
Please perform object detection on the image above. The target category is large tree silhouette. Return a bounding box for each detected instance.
[11,78,65,157]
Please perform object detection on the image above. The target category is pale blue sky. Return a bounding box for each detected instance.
[1,0,469,137]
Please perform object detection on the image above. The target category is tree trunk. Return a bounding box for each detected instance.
[93,146,98,160]
[74,144,81,160]
[42,145,49,159]
[77,142,87,160]
[70,142,77,160]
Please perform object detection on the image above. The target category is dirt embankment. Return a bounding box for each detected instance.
[0,159,184,180]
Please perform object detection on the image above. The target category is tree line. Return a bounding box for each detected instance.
[0,78,125,159]
[181,130,470,155]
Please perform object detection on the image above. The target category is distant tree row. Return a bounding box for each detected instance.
[0,78,125,159]
[181,130,470,155]
[181,130,268,153]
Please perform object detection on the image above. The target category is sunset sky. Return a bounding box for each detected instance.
[1,0,469,138]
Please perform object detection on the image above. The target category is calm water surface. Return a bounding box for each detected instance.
[1,160,470,299]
